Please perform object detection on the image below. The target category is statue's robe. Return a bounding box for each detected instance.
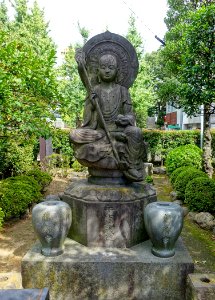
[70,83,144,181]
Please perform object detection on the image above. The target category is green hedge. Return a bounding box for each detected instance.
[143,129,201,163]
[0,177,42,219]
[185,177,215,213]
[51,128,74,165]
[170,166,197,186]
[165,144,202,174]
[0,139,34,179]
[4,175,41,192]
[0,170,51,221]
[174,168,208,200]
[26,169,52,190]
[0,129,73,179]
[51,129,215,164]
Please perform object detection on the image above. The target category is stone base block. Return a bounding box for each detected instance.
[186,273,215,300]
[22,238,194,300]
[61,179,157,248]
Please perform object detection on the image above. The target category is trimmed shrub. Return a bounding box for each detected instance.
[26,169,52,190]
[165,144,202,174]
[4,175,40,187]
[170,166,197,186]
[143,129,200,163]
[174,168,208,200]
[0,140,34,179]
[185,177,215,213]
[0,176,42,219]
[0,207,4,229]
[4,175,42,196]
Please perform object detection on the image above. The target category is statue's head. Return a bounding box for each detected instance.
[98,54,118,83]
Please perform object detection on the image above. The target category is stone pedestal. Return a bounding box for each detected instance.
[22,238,194,300]
[61,179,157,248]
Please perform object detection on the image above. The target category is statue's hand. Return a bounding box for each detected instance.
[115,132,127,142]
[115,114,130,127]
[118,160,129,171]
[75,48,86,66]
[90,92,98,108]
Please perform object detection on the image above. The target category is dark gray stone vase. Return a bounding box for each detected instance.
[32,200,72,257]
[144,202,183,258]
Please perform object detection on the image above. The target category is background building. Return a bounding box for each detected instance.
[166,103,215,130]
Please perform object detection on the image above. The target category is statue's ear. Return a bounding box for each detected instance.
[115,68,120,83]
[97,73,101,83]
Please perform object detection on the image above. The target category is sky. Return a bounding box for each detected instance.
[9,0,168,62]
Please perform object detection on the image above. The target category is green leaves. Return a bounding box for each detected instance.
[178,4,215,113]
[163,3,215,116]
[0,0,59,138]
[185,177,215,212]
[126,15,156,128]
[165,144,203,174]
[57,45,86,127]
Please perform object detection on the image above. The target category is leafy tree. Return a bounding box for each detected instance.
[145,50,179,128]
[58,45,85,127]
[126,15,155,128]
[161,1,215,177]
[148,1,192,115]
[57,25,89,127]
[178,4,215,177]
[156,0,213,111]
[0,0,8,24]
[0,0,59,139]
[126,14,144,60]
[165,0,213,30]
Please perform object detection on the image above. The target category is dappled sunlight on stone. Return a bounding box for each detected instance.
[22,238,193,299]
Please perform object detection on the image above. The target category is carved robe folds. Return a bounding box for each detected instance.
[70,84,144,181]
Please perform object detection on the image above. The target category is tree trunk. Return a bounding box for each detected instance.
[203,107,213,178]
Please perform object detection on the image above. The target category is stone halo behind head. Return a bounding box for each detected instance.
[82,31,139,89]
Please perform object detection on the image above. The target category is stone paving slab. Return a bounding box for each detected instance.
[0,272,22,289]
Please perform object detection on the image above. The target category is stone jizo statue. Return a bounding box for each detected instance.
[70,31,145,182]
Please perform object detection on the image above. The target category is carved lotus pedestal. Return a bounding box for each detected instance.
[60,178,157,248]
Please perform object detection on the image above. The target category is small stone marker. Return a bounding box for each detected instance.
[146,116,156,129]
[45,137,53,156]
[186,273,215,300]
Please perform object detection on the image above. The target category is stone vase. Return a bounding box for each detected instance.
[144,202,183,258]
[32,200,72,257]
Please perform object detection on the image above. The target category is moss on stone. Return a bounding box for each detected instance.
[182,218,215,273]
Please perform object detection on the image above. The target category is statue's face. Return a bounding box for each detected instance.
[98,55,117,82]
